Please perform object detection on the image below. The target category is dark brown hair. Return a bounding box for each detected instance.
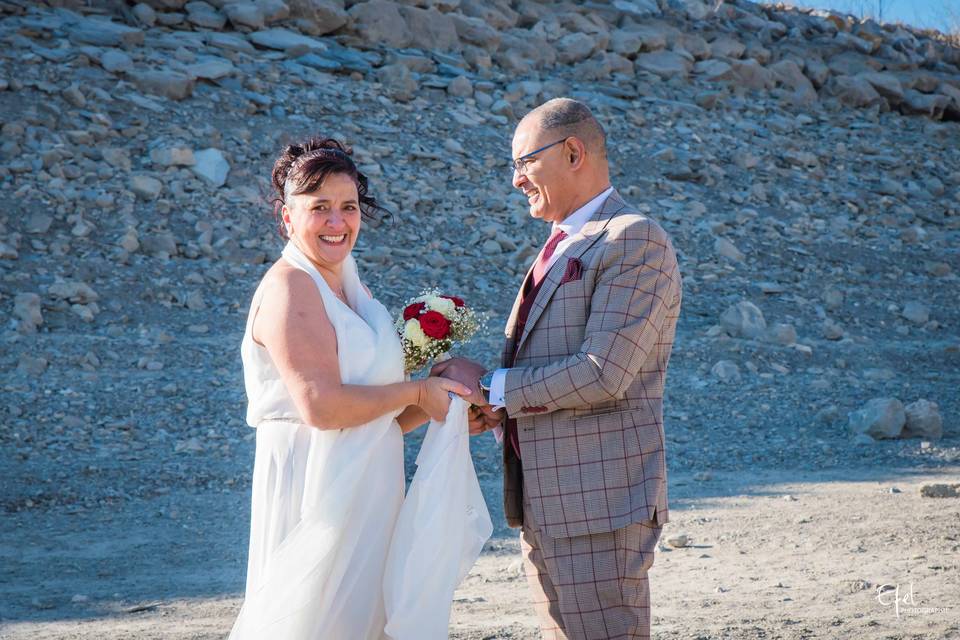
[270,136,389,238]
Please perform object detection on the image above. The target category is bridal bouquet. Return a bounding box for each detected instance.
[395,289,483,372]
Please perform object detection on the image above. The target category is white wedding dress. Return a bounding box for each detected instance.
[230,241,491,640]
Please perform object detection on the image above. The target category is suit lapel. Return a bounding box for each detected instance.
[514,190,627,355]
[502,262,534,366]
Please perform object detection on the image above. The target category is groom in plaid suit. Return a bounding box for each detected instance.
[434,98,682,639]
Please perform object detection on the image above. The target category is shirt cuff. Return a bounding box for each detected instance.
[489,368,508,411]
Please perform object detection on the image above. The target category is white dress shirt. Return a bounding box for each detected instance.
[488,186,614,410]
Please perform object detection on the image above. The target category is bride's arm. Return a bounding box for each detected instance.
[254,267,468,429]
[361,281,429,433]
[396,406,429,433]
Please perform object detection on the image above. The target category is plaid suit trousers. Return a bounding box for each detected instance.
[521,494,662,640]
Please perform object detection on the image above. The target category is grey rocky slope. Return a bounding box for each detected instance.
[1,0,959,623]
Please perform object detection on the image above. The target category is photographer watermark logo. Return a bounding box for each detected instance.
[876,582,948,619]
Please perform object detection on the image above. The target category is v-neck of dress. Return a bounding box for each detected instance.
[281,243,375,335]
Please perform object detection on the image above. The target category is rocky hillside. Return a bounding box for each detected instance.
[1,0,959,519]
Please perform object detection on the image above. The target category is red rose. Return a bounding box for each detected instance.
[418,310,451,340]
[442,295,465,308]
[403,302,425,321]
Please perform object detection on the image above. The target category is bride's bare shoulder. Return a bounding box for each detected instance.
[260,260,319,301]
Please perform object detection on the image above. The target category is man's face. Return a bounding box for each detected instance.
[511,118,574,223]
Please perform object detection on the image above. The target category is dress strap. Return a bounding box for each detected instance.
[281,241,365,311]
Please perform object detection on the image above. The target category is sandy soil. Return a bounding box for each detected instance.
[2,469,958,640]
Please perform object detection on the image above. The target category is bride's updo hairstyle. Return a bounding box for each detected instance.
[270,136,390,238]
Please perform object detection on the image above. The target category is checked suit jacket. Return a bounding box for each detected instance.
[501,189,682,540]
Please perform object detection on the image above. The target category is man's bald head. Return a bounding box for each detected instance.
[520,98,607,158]
[511,98,612,223]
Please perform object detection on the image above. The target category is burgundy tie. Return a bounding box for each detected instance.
[505,228,568,462]
[531,228,567,288]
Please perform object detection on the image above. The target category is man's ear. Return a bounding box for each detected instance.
[567,138,586,168]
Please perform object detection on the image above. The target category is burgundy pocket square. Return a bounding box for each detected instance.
[560,258,583,284]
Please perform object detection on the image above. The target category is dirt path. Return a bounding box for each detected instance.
[2,469,958,640]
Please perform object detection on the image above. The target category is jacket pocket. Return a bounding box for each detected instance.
[573,402,638,418]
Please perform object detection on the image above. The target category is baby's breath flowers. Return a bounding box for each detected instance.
[395,289,484,373]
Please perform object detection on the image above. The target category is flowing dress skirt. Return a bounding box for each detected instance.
[233,420,404,640]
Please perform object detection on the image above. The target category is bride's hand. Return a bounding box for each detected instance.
[418,376,472,422]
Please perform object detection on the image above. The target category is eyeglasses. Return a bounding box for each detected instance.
[510,138,568,174]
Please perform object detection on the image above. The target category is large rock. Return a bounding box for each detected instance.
[13,293,43,333]
[151,145,195,167]
[0,241,17,260]
[48,281,99,304]
[900,90,950,119]
[100,49,134,73]
[714,236,744,262]
[611,0,660,19]
[399,5,460,52]
[849,398,905,440]
[829,75,884,108]
[678,32,710,60]
[130,69,194,100]
[186,57,236,80]
[102,148,132,171]
[902,301,929,325]
[859,71,905,105]
[769,59,817,99]
[827,51,880,77]
[450,14,499,51]
[132,3,157,26]
[249,27,328,51]
[709,35,746,59]
[495,31,555,73]
[68,17,144,47]
[375,63,417,102]
[668,0,712,20]
[730,58,774,90]
[694,59,734,81]
[720,300,767,339]
[349,0,412,49]
[555,32,595,64]
[803,57,830,88]
[572,51,632,81]
[130,175,163,200]
[207,32,257,53]
[287,0,348,35]
[902,400,943,440]
[192,148,230,187]
[257,0,290,23]
[609,25,667,57]
[635,50,691,79]
[458,0,518,30]
[224,2,265,29]
[939,83,960,116]
[711,360,741,383]
[186,1,227,29]
[25,213,53,234]
[141,231,179,257]
[835,31,876,54]
[920,484,960,498]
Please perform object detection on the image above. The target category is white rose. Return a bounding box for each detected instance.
[404,318,429,348]
[425,296,456,317]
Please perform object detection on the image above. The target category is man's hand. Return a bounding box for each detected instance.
[430,357,487,407]
[468,404,505,436]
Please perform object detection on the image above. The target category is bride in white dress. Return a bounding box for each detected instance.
[229,137,477,639]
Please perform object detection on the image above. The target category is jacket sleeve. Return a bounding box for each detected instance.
[502,219,680,418]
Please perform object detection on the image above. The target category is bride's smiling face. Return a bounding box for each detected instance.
[282,172,361,271]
